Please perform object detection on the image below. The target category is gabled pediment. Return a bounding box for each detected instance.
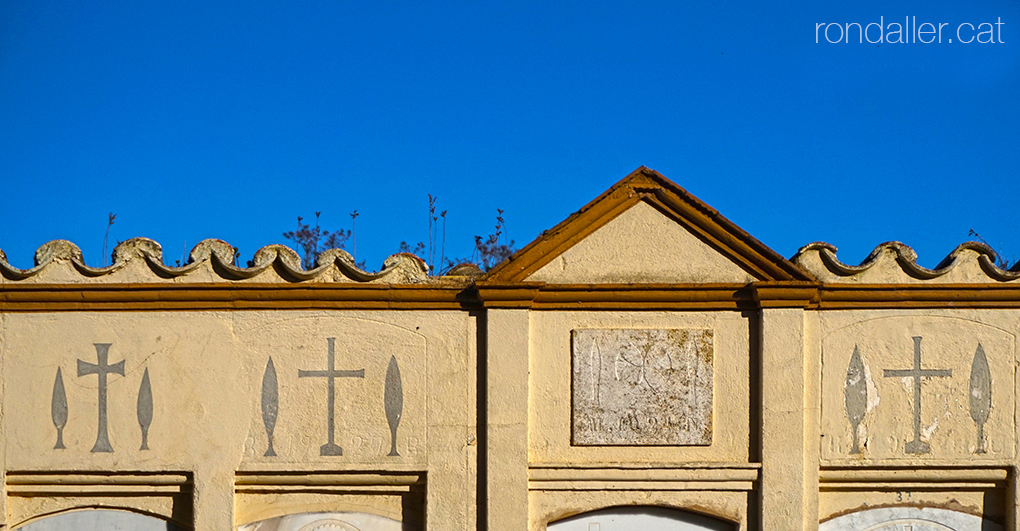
[484,167,812,284]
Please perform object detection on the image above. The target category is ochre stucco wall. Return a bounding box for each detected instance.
[1,310,476,530]
[3,168,1020,530]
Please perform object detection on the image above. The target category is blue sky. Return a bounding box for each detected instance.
[1,0,1018,271]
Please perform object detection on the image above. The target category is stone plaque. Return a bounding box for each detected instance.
[572,329,713,446]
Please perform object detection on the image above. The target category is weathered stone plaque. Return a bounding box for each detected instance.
[572,329,713,446]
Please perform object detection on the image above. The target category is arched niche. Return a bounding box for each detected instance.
[548,506,735,531]
[14,508,185,531]
[819,507,1002,531]
[237,512,403,531]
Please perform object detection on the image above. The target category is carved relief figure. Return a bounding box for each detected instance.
[969,344,991,454]
[844,346,868,454]
[384,355,403,457]
[262,357,279,457]
[882,337,951,454]
[298,338,365,456]
[137,368,153,451]
[50,368,67,450]
[77,343,126,453]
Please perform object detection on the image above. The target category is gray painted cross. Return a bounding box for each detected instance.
[883,336,951,454]
[299,338,365,456]
[77,343,125,453]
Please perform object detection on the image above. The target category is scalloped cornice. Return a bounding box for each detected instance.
[8,238,1020,286]
[0,238,438,284]
[794,241,1020,283]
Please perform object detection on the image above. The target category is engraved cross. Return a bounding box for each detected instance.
[299,338,365,456]
[883,336,951,454]
[77,343,125,453]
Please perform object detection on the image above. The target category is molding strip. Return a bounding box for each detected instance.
[528,465,759,492]
[6,472,192,496]
[6,281,1020,312]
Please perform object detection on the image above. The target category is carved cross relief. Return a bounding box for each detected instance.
[843,336,993,456]
[881,337,952,454]
[48,337,407,459]
[262,337,405,458]
[50,343,153,453]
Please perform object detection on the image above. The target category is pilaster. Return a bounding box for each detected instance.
[484,309,530,531]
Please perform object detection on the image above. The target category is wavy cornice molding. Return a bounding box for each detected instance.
[794,241,1020,283]
[5,238,1019,286]
[0,238,447,284]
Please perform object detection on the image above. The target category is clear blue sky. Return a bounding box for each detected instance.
[2,0,1018,270]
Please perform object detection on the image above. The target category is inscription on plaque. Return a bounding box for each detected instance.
[572,329,713,446]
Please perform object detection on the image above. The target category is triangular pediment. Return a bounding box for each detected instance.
[484,167,812,284]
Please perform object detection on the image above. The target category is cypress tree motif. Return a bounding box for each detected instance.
[261,357,279,457]
[844,345,868,455]
[51,367,68,450]
[384,355,403,457]
[137,368,153,451]
[970,344,991,454]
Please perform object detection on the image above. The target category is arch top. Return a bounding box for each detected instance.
[820,507,1002,531]
[548,506,736,531]
[15,508,185,531]
[237,511,403,531]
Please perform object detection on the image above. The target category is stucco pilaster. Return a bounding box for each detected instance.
[759,308,817,530]
[484,309,530,531]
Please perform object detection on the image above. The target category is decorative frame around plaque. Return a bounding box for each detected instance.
[571,329,713,446]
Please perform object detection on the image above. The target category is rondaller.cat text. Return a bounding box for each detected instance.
[816,16,1004,44]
